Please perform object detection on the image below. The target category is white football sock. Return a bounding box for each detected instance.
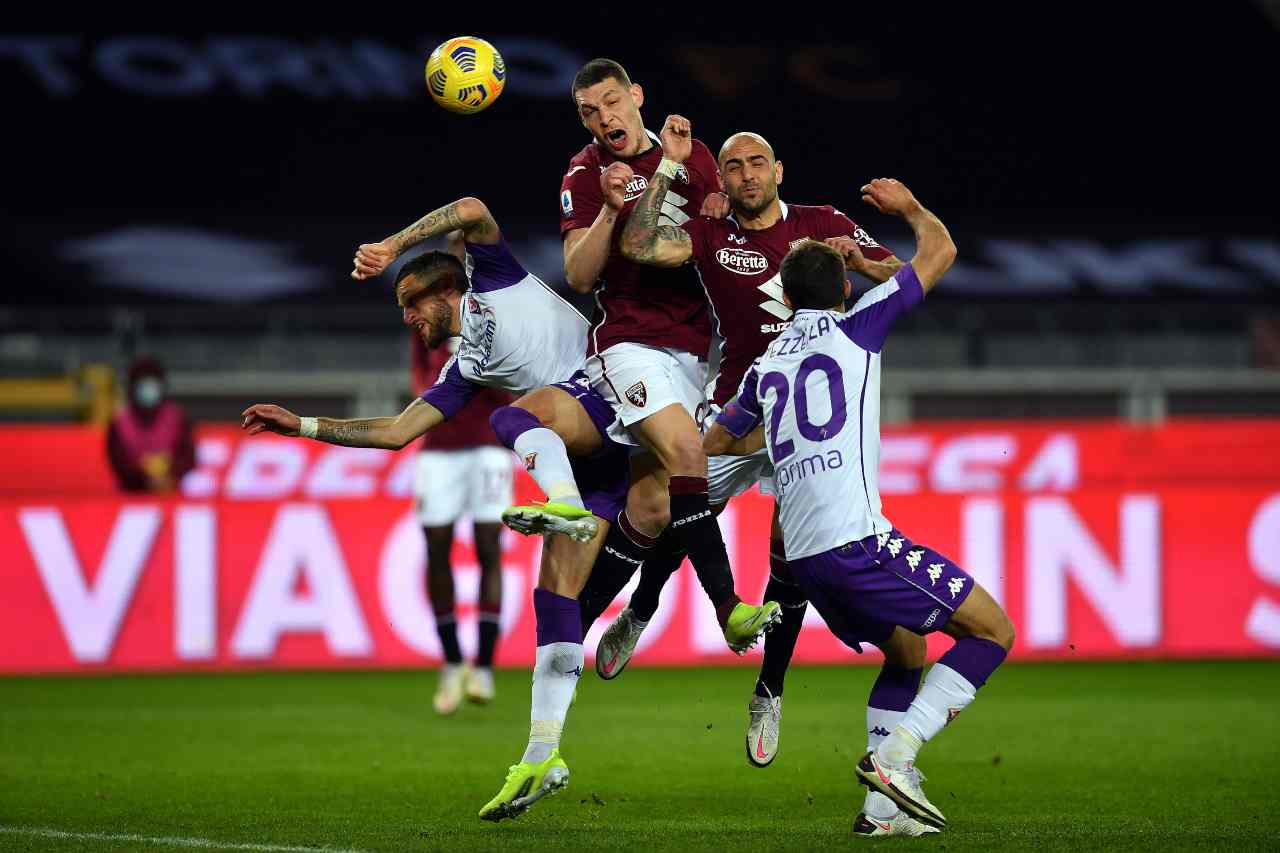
[878,663,977,767]
[512,428,584,509]
[864,706,907,818]
[522,641,583,764]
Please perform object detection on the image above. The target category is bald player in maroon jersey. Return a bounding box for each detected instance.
[602,125,933,820]
[559,58,780,649]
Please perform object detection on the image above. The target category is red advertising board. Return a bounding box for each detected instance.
[5,419,1280,500]
[3,484,1279,674]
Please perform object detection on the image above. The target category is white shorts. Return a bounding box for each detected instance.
[703,405,775,505]
[414,447,515,527]
[587,343,709,447]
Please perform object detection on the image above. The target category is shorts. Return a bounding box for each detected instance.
[414,446,514,527]
[586,343,708,447]
[786,529,976,650]
[550,369,632,523]
[703,404,775,506]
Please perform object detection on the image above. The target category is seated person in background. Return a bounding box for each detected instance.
[106,356,195,493]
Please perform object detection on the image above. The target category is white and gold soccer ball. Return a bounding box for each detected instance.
[425,36,506,115]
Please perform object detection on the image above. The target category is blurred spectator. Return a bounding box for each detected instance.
[412,333,515,714]
[106,357,195,493]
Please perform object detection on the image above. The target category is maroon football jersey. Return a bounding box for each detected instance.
[412,334,512,451]
[560,133,719,357]
[683,202,894,406]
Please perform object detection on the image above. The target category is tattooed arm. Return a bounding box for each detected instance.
[352,197,499,279]
[618,165,694,268]
[620,114,696,268]
[240,398,444,451]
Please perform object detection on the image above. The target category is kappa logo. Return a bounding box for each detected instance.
[876,532,891,552]
[755,272,792,322]
[905,548,923,571]
[869,726,891,738]
[728,233,747,245]
[716,247,769,276]
[921,608,941,629]
[948,577,966,599]
[523,452,538,471]
[927,563,945,585]
[625,380,647,408]
[886,537,904,558]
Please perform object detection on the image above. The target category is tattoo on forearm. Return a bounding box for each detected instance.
[316,419,375,447]
[391,202,466,251]
[623,172,691,262]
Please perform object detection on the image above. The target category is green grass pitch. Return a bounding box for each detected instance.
[2,660,1278,851]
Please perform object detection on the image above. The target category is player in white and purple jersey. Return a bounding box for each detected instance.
[242,195,639,822]
[596,124,922,784]
[705,179,1015,836]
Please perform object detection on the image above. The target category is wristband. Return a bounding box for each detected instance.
[655,158,680,180]
[299,417,318,439]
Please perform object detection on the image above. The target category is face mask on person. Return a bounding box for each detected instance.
[134,377,165,409]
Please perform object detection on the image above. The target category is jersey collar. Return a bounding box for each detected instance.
[727,199,788,229]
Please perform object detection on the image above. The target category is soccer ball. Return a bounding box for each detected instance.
[425,36,506,115]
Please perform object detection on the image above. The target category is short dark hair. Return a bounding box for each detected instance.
[780,241,846,311]
[571,58,631,101]
[394,251,466,300]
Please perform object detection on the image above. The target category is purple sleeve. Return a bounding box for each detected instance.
[837,263,925,353]
[715,364,764,438]
[420,353,481,419]
[465,237,528,293]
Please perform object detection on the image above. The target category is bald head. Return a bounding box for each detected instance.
[718,131,775,165]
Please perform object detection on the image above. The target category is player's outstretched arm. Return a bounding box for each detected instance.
[352,197,500,280]
[859,179,956,293]
[240,398,444,451]
[619,115,695,268]
[703,422,764,458]
[825,235,905,285]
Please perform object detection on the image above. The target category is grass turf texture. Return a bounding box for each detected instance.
[1,661,1278,852]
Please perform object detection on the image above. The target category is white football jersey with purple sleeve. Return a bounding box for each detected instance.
[715,264,925,560]
[422,238,588,418]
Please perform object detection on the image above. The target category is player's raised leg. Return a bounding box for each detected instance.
[491,384,601,542]
[478,524,604,820]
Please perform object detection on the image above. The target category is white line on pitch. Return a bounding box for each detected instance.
[0,826,371,853]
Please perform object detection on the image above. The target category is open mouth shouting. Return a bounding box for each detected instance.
[604,128,628,151]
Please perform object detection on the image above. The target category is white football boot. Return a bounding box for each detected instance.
[745,691,782,767]
[433,663,467,716]
[595,607,646,679]
[855,751,946,829]
[852,809,941,837]
[464,666,495,704]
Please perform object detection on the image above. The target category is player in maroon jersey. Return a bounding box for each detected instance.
[600,122,934,830]
[410,333,514,715]
[557,58,780,653]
